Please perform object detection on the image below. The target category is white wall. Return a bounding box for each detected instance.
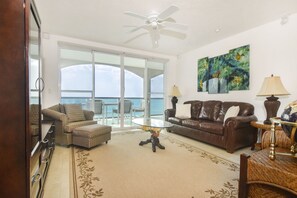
[41,34,177,108]
[175,13,297,120]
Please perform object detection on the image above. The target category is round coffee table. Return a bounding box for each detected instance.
[133,118,173,152]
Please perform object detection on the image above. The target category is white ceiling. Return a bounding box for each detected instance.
[35,0,297,56]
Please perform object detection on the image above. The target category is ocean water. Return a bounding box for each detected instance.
[60,97,164,118]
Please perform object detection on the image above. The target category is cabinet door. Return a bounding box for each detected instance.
[29,0,42,153]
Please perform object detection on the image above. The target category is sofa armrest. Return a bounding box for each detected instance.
[83,110,94,120]
[225,115,257,129]
[42,109,68,124]
[164,109,176,121]
[224,115,258,153]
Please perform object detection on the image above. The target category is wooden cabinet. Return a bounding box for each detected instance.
[31,123,55,198]
[0,0,53,197]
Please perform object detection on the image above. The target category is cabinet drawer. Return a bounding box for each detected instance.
[31,159,42,198]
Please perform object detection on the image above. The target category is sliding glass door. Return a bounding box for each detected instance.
[60,46,166,129]
[147,60,165,119]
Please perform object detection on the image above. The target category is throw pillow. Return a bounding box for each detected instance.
[175,103,191,119]
[224,106,240,124]
[64,104,86,122]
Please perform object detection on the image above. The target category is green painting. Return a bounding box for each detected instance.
[197,57,209,92]
[197,45,250,93]
[226,45,250,90]
[208,54,229,94]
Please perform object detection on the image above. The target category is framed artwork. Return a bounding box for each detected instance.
[208,54,228,94]
[197,45,250,94]
[197,57,209,92]
[226,45,250,91]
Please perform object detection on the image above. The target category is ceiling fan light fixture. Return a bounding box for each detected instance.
[124,5,187,48]
[151,21,158,30]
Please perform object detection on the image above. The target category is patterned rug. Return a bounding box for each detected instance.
[72,131,240,198]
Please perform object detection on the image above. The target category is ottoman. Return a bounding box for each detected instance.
[73,124,111,149]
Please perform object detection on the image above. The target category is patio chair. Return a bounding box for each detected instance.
[112,100,133,124]
[132,99,145,118]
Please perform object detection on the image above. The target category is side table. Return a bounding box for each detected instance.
[250,121,282,150]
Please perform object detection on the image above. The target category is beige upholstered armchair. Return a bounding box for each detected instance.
[42,104,97,146]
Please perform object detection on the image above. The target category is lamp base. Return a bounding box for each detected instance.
[171,96,178,109]
[264,95,280,124]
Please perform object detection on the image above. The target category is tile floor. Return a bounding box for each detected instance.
[43,130,255,198]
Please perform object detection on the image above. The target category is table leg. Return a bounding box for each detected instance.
[139,132,165,152]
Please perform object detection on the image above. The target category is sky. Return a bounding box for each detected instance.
[60,64,164,98]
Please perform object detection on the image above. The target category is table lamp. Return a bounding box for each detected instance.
[170,85,181,109]
[257,74,289,124]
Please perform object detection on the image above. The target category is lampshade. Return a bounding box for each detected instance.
[257,75,289,96]
[257,75,289,124]
[170,85,181,97]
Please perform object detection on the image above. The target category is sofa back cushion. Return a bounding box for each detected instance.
[48,104,61,112]
[199,100,222,121]
[184,100,203,119]
[64,104,86,122]
[217,102,255,122]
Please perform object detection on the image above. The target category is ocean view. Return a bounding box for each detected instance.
[60,97,164,118]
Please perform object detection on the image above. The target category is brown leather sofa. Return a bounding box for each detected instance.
[165,100,258,153]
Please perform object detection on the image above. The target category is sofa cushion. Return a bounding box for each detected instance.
[168,117,183,125]
[64,104,86,122]
[199,100,222,121]
[181,119,201,129]
[217,102,255,122]
[224,106,240,124]
[175,103,191,119]
[199,120,224,135]
[184,101,203,119]
[64,120,98,132]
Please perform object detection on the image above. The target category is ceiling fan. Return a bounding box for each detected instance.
[124,5,188,48]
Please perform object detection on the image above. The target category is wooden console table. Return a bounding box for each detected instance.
[239,148,297,198]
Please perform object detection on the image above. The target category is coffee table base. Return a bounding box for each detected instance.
[139,135,165,152]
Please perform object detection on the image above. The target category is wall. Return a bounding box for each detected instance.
[176,13,297,120]
[41,34,177,108]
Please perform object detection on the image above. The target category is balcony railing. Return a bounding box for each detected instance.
[60,96,164,119]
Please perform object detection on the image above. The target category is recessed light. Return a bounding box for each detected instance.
[215,28,221,33]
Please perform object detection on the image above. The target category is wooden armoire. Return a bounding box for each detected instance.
[0,0,46,197]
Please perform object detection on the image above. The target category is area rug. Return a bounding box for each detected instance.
[71,131,240,198]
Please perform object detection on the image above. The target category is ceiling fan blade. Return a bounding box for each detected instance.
[149,30,160,48]
[129,25,147,32]
[159,29,187,39]
[124,11,147,20]
[124,32,148,44]
[158,5,179,20]
[162,21,188,30]
[160,17,176,23]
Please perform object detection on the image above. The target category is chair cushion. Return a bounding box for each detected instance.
[64,120,98,132]
[64,104,86,122]
[73,124,112,138]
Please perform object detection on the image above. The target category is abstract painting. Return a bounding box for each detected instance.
[197,57,209,92]
[197,45,250,93]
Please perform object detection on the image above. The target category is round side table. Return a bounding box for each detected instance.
[250,121,282,150]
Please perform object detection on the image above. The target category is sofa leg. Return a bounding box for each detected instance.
[226,148,234,153]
